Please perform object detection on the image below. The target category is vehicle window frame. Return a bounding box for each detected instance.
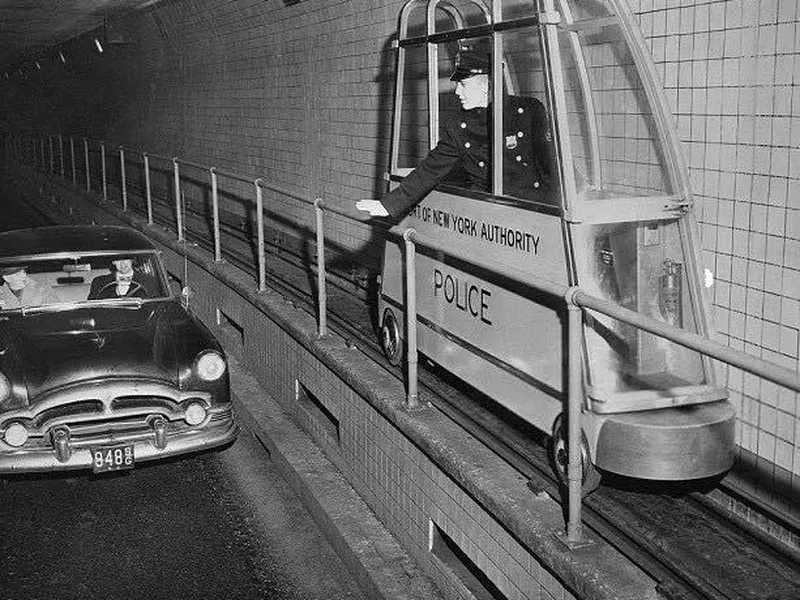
[0,249,170,311]
[391,4,564,216]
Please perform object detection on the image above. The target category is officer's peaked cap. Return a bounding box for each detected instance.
[450,48,490,81]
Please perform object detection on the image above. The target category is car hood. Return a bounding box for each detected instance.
[0,304,180,404]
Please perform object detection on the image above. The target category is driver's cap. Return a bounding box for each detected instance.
[450,47,491,81]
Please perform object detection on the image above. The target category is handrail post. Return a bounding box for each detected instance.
[254,179,266,292]
[84,138,90,191]
[314,198,328,337]
[210,168,221,261]
[58,134,64,177]
[70,136,76,184]
[100,142,107,201]
[403,228,420,410]
[565,287,585,545]
[119,146,127,211]
[173,158,183,241]
[143,153,153,224]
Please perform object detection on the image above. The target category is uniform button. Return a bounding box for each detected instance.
[478,161,485,168]
[534,181,540,188]
[517,131,524,137]
[515,155,522,161]
[517,107,524,114]
[464,142,471,148]
[460,122,467,129]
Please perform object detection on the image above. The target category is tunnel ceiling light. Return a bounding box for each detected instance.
[94,38,104,53]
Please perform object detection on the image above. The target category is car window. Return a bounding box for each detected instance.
[0,252,168,311]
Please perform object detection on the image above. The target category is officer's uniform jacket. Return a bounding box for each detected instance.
[382,95,556,220]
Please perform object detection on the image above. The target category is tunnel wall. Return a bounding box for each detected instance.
[7,167,659,600]
[1,0,798,543]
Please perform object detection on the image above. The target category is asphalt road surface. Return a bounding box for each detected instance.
[0,165,368,600]
[0,431,367,600]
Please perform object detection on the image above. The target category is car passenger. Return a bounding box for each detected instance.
[356,47,555,220]
[0,265,58,309]
[88,258,149,299]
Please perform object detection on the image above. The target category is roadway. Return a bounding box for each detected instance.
[0,431,366,600]
[0,180,367,600]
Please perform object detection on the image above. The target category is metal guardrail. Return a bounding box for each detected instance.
[6,130,800,546]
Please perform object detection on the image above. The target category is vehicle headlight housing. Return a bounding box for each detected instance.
[195,350,226,381]
[0,372,10,403]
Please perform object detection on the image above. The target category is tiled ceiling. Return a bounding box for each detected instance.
[0,0,156,71]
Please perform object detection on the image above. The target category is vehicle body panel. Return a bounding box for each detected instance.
[0,225,237,473]
[379,0,735,483]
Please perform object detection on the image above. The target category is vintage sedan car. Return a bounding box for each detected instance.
[0,225,238,473]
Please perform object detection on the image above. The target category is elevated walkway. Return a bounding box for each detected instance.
[5,164,658,600]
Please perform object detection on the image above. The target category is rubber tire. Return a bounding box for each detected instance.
[380,308,404,366]
[549,414,602,496]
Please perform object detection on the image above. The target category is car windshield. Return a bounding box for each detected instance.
[0,251,169,312]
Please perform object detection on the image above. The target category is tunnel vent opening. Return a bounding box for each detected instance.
[216,308,245,351]
[295,381,340,445]
[430,521,508,600]
[167,271,182,293]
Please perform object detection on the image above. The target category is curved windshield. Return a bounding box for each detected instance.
[0,252,168,311]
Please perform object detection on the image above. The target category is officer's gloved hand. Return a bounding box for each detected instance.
[355,200,389,217]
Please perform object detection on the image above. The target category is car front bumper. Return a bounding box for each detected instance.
[0,408,238,473]
[0,380,238,474]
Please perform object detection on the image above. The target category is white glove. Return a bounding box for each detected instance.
[355,199,389,217]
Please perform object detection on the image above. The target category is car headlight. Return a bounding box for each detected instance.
[4,422,28,447]
[0,372,10,403]
[184,401,208,425]
[195,350,226,381]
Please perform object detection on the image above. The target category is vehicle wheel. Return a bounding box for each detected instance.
[549,414,601,496]
[380,308,404,366]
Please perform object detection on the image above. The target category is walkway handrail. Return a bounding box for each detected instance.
[398,227,800,393]
[8,129,800,548]
[574,291,800,392]
[399,226,800,546]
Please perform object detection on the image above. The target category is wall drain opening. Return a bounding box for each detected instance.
[216,308,244,349]
[296,381,339,444]
[430,522,507,600]
[167,271,183,295]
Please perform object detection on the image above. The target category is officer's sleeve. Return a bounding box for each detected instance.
[381,126,463,220]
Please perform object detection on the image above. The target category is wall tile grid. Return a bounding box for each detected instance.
[292,350,575,600]
[635,0,800,501]
[104,0,393,262]
[151,245,558,597]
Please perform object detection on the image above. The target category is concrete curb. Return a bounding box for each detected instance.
[226,350,444,600]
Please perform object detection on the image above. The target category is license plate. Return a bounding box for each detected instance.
[91,445,135,473]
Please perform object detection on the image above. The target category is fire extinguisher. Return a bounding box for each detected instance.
[660,259,682,328]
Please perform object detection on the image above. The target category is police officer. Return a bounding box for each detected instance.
[357,48,555,220]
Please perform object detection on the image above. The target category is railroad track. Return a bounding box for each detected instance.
[28,172,800,600]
